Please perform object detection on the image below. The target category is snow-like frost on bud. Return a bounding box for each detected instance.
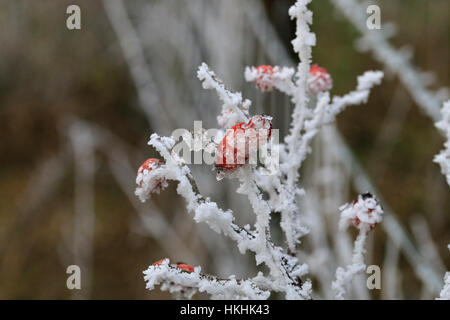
[249,65,275,92]
[135,158,168,202]
[338,192,383,231]
[307,64,333,95]
[245,65,296,94]
[333,192,383,299]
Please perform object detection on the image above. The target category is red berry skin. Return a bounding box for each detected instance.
[309,64,328,77]
[254,65,275,92]
[137,158,164,188]
[152,258,167,266]
[247,114,273,139]
[176,263,194,272]
[215,115,272,171]
[308,64,332,95]
[255,65,274,74]
[138,158,163,176]
[216,122,247,171]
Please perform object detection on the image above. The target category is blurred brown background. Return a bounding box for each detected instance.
[0,0,448,299]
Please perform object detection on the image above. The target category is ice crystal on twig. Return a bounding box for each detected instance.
[332,193,383,300]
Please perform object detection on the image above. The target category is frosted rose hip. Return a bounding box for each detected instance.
[135,158,168,201]
[253,65,275,92]
[307,64,333,95]
[338,192,383,231]
[216,115,273,172]
[176,263,194,272]
[152,258,168,267]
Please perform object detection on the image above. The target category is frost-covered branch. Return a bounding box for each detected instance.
[144,259,270,300]
[137,134,240,240]
[284,0,316,187]
[438,272,450,300]
[434,101,450,300]
[434,101,450,186]
[245,66,296,95]
[332,193,384,299]
[331,0,448,123]
[198,63,250,129]
[102,0,172,132]
[138,133,311,299]
[437,245,450,300]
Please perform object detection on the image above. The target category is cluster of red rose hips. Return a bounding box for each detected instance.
[137,115,273,191]
[140,64,336,289]
[251,63,332,95]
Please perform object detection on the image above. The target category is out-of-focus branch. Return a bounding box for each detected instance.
[68,121,97,299]
[331,0,448,123]
[102,0,172,133]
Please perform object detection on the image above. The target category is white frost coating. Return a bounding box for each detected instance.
[437,245,450,300]
[325,71,383,123]
[135,162,168,202]
[434,100,450,186]
[307,68,332,95]
[332,193,384,300]
[356,71,384,91]
[438,272,450,300]
[194,202,234,235]
[338,193,384,231]
[332,232,367,300]
[237,168,279,275]
[276,0,316,253]
[197,63,250,129]
[433,101,450,300]
[143,259,270,300]
[289,0,316,51]
[285,0,314,157]
[244,66,296,95]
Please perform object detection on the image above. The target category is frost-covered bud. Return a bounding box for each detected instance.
[216,115,273,173]
[339,192,383,231]
[245,65,295,94]
[307,64,333,95]
[135,158,168,202]
[175,262,195,273]
[252,65,275,92]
